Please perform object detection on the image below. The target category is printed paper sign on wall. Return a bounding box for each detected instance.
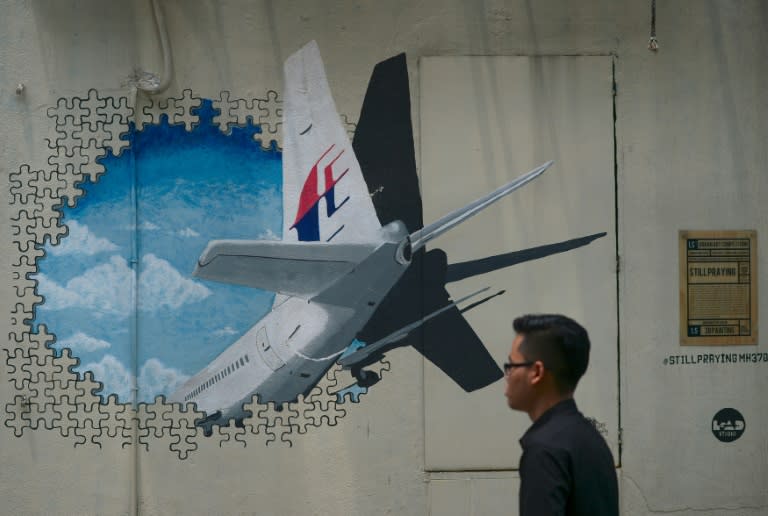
[679,230,758,345]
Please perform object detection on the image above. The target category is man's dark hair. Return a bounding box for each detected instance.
[513,314,590,394]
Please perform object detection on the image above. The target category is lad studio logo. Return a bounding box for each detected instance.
[712,408,745,442]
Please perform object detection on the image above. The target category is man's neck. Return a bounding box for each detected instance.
[527,392,573,422]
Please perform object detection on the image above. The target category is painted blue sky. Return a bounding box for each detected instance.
[34,100,282,402]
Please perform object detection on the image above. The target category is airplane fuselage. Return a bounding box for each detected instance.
[169,221,411,420]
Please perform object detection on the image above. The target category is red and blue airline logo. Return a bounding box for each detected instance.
[291,144,350,242]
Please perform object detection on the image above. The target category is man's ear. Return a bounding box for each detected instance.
[529,360,546,386]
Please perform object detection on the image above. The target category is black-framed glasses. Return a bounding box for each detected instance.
[503,361,534,373]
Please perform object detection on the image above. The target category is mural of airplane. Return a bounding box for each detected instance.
[169,41,604,426]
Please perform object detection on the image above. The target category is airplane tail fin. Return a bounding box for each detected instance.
[412,251,503,391]
[410,161,553,252]
[413,305,504,392]
[355,250,504,392]
[352,53,423,233]
[349,50,506,392]
[282,40,382,244]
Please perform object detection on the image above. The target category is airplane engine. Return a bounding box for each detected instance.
[395,235,412,265]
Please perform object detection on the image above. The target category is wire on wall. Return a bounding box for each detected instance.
[648,0,659,51]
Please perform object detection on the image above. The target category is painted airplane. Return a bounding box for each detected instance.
[169,41,600,426]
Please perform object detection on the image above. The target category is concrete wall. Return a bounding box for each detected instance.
[1,1,766,514]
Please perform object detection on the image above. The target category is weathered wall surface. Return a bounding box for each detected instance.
[1,1,766,515]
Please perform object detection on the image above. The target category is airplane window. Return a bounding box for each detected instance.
[240,358,245,367]
[245,354,249,363]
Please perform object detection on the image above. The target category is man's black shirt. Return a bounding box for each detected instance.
[518,399,618,516]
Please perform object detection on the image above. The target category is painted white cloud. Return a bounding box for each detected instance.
[259,228,280,241]
[80,355,190,404]
[66,255,135,315]
[122,221,161,232]
[50,220,119,256]
[139,254,211,311]
[213,326,238,337]
[82,354,134,402]
[36,257,132,315]
[178,227,200,238]
[36,253,211,316]
[36,273,83,310]
[138,358,189,402]
[56,332,111,352]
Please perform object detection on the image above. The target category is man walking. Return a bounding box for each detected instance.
[505,314,618,515]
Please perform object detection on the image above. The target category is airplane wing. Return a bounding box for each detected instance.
[193,239,376,297]
[352,55,504,391]
[338,286,490,367]
[282,41,381,244]
[355,249,504,392]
